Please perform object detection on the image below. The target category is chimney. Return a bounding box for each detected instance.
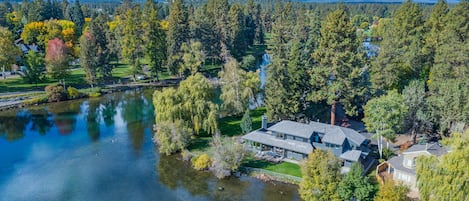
[262,115,267,130]
[330,101,337,126]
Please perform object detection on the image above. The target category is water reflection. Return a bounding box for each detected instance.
[157,154,299,201]
[47,100,83,135]
[0,89,300,201]
[0,111,29,141]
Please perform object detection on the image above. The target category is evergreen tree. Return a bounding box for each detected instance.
[300,149,341,201]
[264,1,294,120]
[143,0,166,81]
[88,14,112,79]
[428,0,469,134]
[240,109,252,134]
[21,50,46,87]
[227,4,247,59]
[310,7,365,125]
[371,1,424,91]
[71,0,84,35]
[80,32,98,88]
[166,0,188,74]
[121,7,143,80]
[422,0,448,78]
[402,80,431,142]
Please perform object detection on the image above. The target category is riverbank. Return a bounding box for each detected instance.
[0,79,182,111]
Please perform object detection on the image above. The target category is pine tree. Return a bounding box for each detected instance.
[428,0,469,134]
[143,0,166,81]
[227,4,247,59]
[71,0,84,36]
[240,109,252,134]
[80,32,98,87]
[371,1,424,91]
[166,0,188,74]
[422,0,448,78]
[88,14,112,79]
[121,7,143,80]
[310,7,365,125]
[21,50,46,87]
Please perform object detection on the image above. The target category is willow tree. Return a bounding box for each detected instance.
[416,131,469,201]
[153,73,218,135]
[310,7,365,125]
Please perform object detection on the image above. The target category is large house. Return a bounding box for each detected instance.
[376,143,448,191]
[242,117,374,171]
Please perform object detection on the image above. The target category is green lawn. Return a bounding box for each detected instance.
[242,155,302,177]
[188,107,266,154]
[218,107,266,137]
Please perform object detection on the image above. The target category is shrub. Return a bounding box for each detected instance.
[23,95,48,105]
[67,86,82,99]
[45,84,67,102]
[192,154,212,170]
[181,149,193,161]
[88,92,101,97]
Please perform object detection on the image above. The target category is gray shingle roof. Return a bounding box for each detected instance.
[242,130,314,154]
[319,124,367,146]
[388,155,416,175]
[404,143,448,156]
[340,150,362,162]
[267,120,316,139]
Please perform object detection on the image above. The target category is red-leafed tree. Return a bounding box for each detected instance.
[46,38,70,84]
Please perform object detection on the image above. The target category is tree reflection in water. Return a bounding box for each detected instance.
[156,154,299,201]
[121,90,154,152]
[0,111,29,141]
[47,100,83,135]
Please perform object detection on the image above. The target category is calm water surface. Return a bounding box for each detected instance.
[0,89,299,201]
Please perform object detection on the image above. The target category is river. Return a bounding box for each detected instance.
[0,89,299,201]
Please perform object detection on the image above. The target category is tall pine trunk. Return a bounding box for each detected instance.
[330,100,337,125]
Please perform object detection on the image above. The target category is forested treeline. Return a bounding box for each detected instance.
[0,0,466,137]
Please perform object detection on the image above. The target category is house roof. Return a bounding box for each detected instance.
[320,124,367,146]
[242,130,314,155]
[403,143,448,156]
[388,155,416,175]
[340,150,362,162]
[267,120,316,139]
[267,120,367,146]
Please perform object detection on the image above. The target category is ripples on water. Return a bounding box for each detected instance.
[0,89,299,201]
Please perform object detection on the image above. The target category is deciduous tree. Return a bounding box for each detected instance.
[363,90,407,158]
[416,130,469,201]
[45,38,69,83]
[300,149,341,201]
[338,163,376,201]
[0,27,20,80]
